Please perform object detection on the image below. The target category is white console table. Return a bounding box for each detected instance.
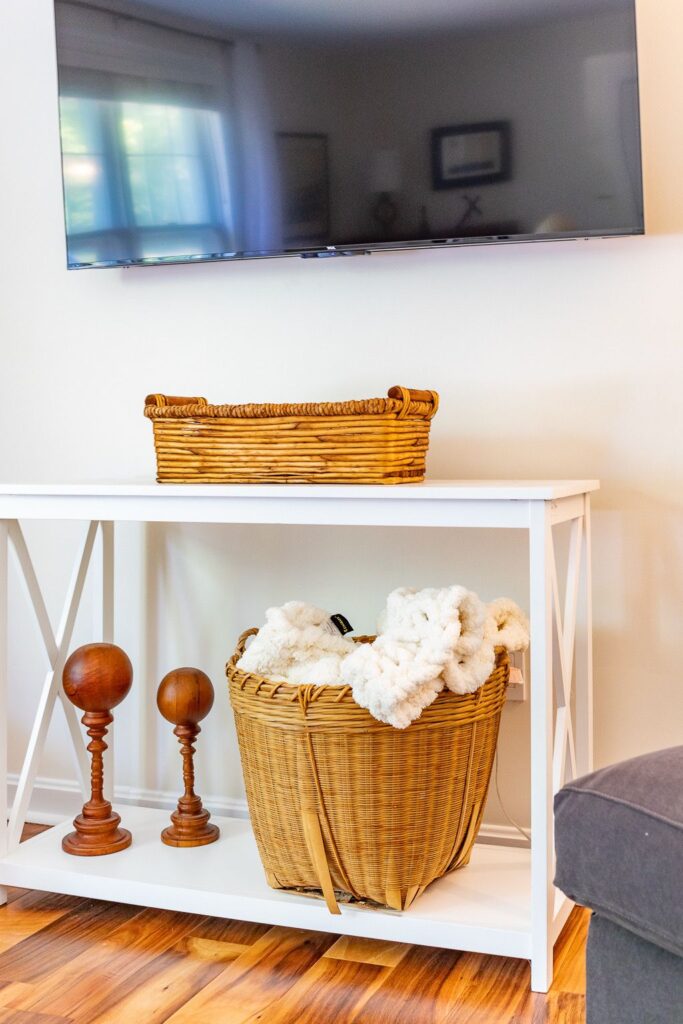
[0,479,597,992]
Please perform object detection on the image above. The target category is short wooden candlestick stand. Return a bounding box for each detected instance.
[61,643,133,856]
[157,668,219,848]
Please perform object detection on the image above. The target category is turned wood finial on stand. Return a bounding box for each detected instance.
[62,643,133,856]
[157,668,219,848]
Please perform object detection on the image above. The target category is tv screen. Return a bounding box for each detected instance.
[53,0,644,269]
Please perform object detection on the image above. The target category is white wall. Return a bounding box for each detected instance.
[1,0,682,829]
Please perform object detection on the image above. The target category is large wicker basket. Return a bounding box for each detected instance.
[144,386,439,484]
[227,629,509,914]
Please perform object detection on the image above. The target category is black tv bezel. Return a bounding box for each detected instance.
[63,226,644,270]
[54,1,645,271]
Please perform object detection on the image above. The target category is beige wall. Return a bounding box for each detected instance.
[0,0,682,826]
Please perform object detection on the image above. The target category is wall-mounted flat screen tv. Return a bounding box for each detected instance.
[53,0,644,269]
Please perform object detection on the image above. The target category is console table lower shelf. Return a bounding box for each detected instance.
[0,805,572,963]
[0,478,598,990]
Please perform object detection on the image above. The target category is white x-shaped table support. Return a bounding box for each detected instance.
[550,516,585,796]
[1,519,114,852]
[529,495,593,991]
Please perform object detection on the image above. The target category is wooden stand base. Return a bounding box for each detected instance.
[62,805,131,857]
[62,705,133,857]
[160,721,219,849]
[161,802,219,848]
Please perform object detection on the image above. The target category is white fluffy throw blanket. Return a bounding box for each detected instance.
[236,601,355,685]
[237,588,529,729]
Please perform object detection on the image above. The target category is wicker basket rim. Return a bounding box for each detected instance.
[227,627,507,708]
[144,386,439,422]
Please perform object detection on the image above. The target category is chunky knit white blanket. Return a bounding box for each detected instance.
[236,587,529,729]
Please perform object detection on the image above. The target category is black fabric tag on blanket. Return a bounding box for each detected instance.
[330,613,353,636]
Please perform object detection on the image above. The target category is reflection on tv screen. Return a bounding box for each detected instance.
[53,0,644,267]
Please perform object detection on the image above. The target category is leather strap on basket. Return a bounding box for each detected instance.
[300,809,339,916]
[444,692,481,873]
[297,686,360,914]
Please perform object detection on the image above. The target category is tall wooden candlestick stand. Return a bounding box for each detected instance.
[61,643,133,856]
[157,667,219,848]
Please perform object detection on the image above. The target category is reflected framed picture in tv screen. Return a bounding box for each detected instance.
[432,122,511,190]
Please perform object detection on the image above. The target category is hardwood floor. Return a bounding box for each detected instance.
[0,825,589,1024]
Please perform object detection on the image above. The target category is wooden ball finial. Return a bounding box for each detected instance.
[157,668,219,848]
[63,643,133,712]
[61,643,133,857]
[157,667,214,727]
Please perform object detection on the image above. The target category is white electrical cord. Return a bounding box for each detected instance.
[493,750,531,844]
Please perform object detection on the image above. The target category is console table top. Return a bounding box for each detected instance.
[0,479,599,501]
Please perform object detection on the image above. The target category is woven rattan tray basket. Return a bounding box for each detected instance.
[227,628,509,914]
[144,386,439,484]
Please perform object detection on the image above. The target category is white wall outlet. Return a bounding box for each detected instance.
[507,650,527,702]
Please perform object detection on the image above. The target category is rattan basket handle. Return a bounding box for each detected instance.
[235,627,258,655]
[145,394,208,408]
[225,629,259,678]
[387,385,440,419]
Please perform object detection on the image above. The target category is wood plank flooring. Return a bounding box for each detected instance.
[0,825,589,1024]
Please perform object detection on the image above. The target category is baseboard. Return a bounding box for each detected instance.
[7,774,531,847]
[6,773,249,826]
[478,822,530,848]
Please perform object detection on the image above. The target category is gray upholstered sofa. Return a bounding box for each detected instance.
[554,746,683,1024]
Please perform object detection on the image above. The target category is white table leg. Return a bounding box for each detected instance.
[550,517,581,796]
[529,501,554,992]
[9,522,98,848]
[92,522,115,801]
[575,496,594,777]
[0,521,9,905]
